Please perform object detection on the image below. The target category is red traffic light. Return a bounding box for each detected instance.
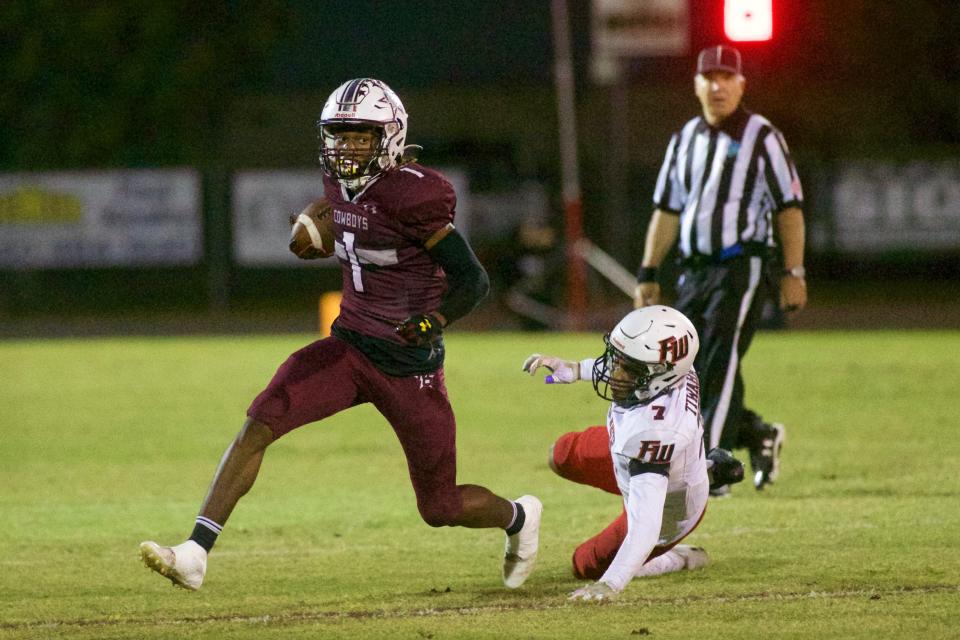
[724,0,773,42]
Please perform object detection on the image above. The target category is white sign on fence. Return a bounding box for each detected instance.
[232,170,328,267]
[830,161,960,251]
[592,0,689,82]
[0,170,202,269]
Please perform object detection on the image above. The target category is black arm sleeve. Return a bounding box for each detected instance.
[427,228,490,326]
[628,458,670,478]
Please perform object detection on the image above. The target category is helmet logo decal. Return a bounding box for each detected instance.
[658,335,689,364]
[338,79,369,110]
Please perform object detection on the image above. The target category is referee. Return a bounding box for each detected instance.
[634,45,807,495]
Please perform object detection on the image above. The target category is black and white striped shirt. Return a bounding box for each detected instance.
[653,108,803,259]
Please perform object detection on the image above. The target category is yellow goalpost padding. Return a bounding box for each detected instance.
[318,291,342,336]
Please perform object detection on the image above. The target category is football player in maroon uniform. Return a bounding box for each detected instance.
[140,78,542,591]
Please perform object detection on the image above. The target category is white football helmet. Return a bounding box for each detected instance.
[592,305,699,407]
[317,78,408,189]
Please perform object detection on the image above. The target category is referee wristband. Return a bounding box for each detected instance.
[636,266,659,282]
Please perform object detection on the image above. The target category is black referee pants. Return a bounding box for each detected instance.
[673,255,771,452]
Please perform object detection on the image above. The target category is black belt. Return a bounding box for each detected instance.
[679,243,768,268]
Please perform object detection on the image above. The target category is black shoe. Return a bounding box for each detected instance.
[750,422,785,490]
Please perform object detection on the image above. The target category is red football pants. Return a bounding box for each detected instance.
[552,425,704,580]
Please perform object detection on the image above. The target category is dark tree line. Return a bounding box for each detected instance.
[2,1,958,170]
[0,2,289,168]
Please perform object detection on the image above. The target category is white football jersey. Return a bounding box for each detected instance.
[607,371,709,546]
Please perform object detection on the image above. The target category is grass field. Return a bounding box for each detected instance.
[3,330,959,639]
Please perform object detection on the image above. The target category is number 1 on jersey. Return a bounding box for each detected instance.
[342,231,364,292]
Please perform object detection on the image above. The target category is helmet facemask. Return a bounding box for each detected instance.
[592,334,674,408]
[318,123,388,189]
[316,78,408,190]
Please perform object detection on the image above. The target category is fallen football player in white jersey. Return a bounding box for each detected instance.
[522,305,744,601]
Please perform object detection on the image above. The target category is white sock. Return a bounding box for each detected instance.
[634,550,686,578]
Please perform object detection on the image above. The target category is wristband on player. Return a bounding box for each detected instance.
[636,266,659,282]
[579,358,596,382]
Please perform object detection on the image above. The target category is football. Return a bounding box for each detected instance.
[289,198,335,259]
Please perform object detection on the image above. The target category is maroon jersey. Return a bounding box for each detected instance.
[322,163,455,374]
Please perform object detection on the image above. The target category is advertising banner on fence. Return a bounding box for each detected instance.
[826,161,960,252]
[0,170,202,269]
[232,169,470,266]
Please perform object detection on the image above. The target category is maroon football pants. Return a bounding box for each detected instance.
[552,425,703,579]
[248,336,462,526]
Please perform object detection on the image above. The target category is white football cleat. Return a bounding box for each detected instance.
[672,544,709,571]
[139,540,207,591]
[502,495,542,589]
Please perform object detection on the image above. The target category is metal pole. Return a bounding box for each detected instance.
[606,61,631,266]
[204,165,230,312]
[551,0,587,330]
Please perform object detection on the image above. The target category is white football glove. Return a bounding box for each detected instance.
[568,581,618,602]
[521,354,578,384]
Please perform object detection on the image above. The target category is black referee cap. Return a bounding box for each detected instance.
[697,45,742,76]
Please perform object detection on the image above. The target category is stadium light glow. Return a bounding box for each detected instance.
[724,0,773,42]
